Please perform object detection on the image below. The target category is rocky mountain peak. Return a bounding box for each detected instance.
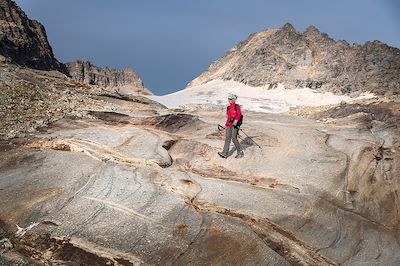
[281,22,296,32]
[0,0,67,74]
[304,25,319,33]
[303,25,330,40]
[188,23,400,95]
[272,22,302,44]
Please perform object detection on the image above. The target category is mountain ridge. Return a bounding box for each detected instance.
[188,23,400,95]
[66,60,153,95]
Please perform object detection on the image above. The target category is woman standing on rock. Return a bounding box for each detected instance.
[218,93,244,159]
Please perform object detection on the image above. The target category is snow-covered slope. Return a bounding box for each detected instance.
[148,79,374,113]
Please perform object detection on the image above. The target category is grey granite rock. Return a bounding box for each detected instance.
[0,105,399,265]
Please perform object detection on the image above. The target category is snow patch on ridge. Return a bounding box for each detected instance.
[148,79,374,113]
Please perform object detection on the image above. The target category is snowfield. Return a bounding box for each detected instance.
[148,79,375,113]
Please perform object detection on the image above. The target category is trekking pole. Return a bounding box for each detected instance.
[237,127,262,148]
[218,124,261,149]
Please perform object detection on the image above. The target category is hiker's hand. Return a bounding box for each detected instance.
[233,120,237,126]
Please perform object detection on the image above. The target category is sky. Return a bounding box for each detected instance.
[15,0,400,95]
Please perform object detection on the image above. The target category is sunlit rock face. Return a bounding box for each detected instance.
[66,60,153,96]
[188,23,400,95]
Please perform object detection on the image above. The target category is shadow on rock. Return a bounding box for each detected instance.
[142,113,205,133]
[88,111,206,134]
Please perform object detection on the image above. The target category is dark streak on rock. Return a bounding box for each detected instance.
[162,140,178,151]
[199,205,338,266]
[16,234,124,266]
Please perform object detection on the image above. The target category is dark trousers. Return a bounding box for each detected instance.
[222,126,241,155]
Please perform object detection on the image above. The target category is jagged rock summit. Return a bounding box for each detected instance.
[66,60,153,95]
[188,23,400,95]
[0,0,67,74]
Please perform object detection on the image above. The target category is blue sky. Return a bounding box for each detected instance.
[15,0,400,95]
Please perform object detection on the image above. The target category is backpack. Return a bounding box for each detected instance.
[227,104,243,127]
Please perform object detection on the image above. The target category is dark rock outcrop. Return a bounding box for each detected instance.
[188,23,400,95]
[66,60,153,95]
[0,0,67,74]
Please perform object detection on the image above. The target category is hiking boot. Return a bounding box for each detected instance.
[235,151,244,159]
[218,152,227,158]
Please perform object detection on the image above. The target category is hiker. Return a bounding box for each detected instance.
[218,93,244,159]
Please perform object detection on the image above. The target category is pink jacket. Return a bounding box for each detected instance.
[225,103,241,127]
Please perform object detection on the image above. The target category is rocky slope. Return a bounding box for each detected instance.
[0,61,164,140]
[0,0,67,74]
[188,23,400,95]
[66,60,153,95]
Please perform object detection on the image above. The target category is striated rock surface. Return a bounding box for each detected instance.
[66,60,153,95]
[311,101,400,229]
[0,0,67,74]
[0,102,399,265]
[188,23,400,95]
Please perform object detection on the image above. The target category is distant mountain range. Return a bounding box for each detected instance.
[188,23,400,95]
[1,0,399,96]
